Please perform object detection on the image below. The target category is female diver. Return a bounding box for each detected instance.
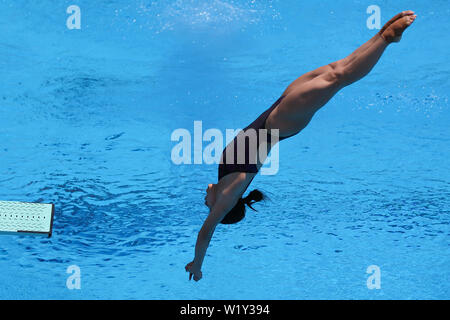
[186,11,416,281]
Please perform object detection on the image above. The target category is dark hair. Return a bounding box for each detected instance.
[220,190,265,224]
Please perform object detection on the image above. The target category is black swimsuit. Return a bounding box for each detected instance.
[218,95,295,181]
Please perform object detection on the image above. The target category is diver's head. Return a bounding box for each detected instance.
[220,190,265,224]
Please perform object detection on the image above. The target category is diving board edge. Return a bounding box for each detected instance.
[0,202,55,238]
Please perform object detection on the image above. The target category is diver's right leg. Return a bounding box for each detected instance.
[267,12,416,137]
[281,10,415,96]
[269,33,390,136]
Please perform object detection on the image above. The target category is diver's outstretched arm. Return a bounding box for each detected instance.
[185,191,240,281]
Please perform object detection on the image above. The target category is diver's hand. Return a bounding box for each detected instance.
[185,261,202,282]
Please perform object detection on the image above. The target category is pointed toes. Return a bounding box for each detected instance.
[402,10,415,16]
[406,15,417,25]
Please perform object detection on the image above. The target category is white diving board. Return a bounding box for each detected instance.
[0,201,55,237]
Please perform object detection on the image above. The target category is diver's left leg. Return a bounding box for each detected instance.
[267,12,417,137]
[334,13,416,87]
[282,10,415,96]
[273,33,391,126]
[329,33,388,87]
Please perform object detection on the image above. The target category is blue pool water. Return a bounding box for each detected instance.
[0,0,449,299]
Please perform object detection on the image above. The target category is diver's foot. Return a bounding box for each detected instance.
[380,12,417,43]
[379,10,414,35]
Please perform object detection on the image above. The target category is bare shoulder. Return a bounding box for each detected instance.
[217,172,255,198]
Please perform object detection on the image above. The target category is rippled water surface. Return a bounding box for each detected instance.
[0,0,449,299]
